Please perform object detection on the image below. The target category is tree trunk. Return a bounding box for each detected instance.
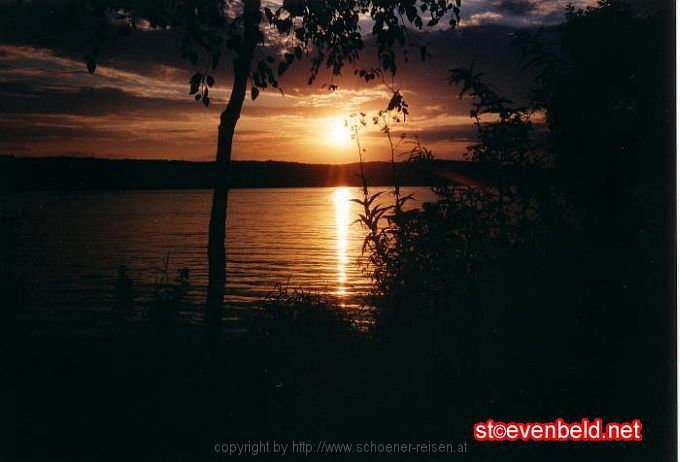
[205,0,261,339]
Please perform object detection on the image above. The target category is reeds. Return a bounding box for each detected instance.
[112,255,191,329]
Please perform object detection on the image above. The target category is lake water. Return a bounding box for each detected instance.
[2,187,434,324]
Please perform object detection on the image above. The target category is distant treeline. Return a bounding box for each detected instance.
[0,156,554,191]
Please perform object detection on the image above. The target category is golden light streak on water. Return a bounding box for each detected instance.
[333,187,351,297]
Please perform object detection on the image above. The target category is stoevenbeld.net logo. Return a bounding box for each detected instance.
[473,418,643,442]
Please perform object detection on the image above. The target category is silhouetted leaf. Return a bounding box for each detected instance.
[189,72,202,95]
[264,7,274,21]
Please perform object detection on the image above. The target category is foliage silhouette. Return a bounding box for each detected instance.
[112,257,192,331]
[512,0,672,236]
[450,63,546,167]
[349,5,673,459]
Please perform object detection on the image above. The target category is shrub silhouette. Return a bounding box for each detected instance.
[352,2,672,438]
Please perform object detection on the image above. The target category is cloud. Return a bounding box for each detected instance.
[459,0,597,28]
[466,12,505,27]
[0,0,575,162]
[493,0,538,15]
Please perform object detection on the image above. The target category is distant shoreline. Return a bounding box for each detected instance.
[0,156,453,191]
[0,156,552,191]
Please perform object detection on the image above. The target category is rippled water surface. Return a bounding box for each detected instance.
[3,187,434,320]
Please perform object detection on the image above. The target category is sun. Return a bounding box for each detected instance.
[326,118,352,147]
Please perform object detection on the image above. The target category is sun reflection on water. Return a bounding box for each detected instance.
[333,187,351,298]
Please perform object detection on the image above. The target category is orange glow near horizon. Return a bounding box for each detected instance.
[0,43,476,162]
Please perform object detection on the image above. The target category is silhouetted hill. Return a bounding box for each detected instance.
[0,156,554,191]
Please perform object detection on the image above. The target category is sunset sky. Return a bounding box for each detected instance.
[0,0,594,163]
